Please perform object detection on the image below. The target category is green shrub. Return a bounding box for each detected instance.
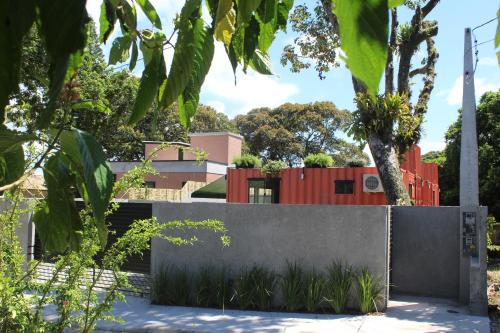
[356,268,384,314]
[346,158,367,167]
[281,262,305,312]
[233,154,262,168]
[487,216,498,247]
[151,264,191,306]
[303,153,333,168]
[261,160,287,178]
[234,267,255,310]
[195,265,231,308]
[234,265,277,310]
[305,269,326,312]
[324,261,353,314]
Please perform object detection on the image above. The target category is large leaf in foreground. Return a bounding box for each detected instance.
[60,129,113,247]
[33,153,82,253]
[0,145,25,187]
[334,0,388,95]
[136,0,162,29]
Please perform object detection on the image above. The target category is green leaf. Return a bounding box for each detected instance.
[0,145,25,187]
[334,0,388,95]
[118,0,138,32]
[60,129,113,247]
[258,21,276,52]
[136,0,162,29]
[497,51,500,66]
[128,47,164,125]
[257,0,276,23]
[0,0,36,120]
[130,40,139,71]
[496,9,500,64]
[388,0,404,8]
[179,23,215,128]
[37,0,89,128]
[236,0,263,24]
[215,0,236,47]
[243,16,260,70]
[0,129,36,154]
[109,35,132,65]
[276,0,293,31]
[159,0,203,109]
[250,49,273,74]
[99,0,117,43]
[34,153,82,253]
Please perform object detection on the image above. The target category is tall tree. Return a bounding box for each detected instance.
[235,102,369,166]
[440,91,500,220]
[281,0,439,204]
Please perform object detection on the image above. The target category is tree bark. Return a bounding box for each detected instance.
[367,135,411,205]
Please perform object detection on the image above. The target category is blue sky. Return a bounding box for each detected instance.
[86,0,500,157]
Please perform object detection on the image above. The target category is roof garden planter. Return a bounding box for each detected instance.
[303,153,333,168]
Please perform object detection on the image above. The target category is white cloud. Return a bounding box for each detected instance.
[203,44,299,116]
[440,75,500,106]
[205,100,226,114]
[478,57,497,67]
[418,140,446,154]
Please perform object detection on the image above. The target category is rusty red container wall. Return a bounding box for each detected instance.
[227,167,439,206]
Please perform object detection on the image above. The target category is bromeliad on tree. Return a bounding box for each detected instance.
[281,0,440,205]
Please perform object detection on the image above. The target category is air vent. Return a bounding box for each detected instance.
[363,174,384,192]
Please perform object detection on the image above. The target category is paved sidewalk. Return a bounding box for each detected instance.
[94,295,489,333]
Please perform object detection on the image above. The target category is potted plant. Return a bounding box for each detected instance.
[303,153,333,168]
[232,154,262,168]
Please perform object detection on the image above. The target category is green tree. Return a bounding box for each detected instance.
[440,91,500,221]
[281,0,439,204]
[421,150,445,166]
[235,102,369,166]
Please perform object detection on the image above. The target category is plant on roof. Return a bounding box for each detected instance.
[261,160,287,178]
[304,153,334,168]
[233,154,262,169]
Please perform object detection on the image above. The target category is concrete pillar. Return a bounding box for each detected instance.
[458,28,487,316]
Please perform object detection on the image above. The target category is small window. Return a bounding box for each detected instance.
[408,183,414,199]
[144,181,156,188]
[248,179,280,204]
[432,190,436,205]
[178,148,184,161]
[335,180,354,194]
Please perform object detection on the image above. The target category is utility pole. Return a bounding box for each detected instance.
[459,27,487,316]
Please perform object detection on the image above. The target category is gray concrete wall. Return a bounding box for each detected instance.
[152,202,390,308]
[0,200,34,264]
[391,206,460,299]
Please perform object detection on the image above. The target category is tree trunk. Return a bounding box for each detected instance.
[368,135,411,205]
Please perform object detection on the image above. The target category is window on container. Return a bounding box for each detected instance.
[432,190,436,205]
[144,181,156,188]
[335,180,354,194]
[408,183,414,199]
[178,148,184,161]
[248,179,279,204]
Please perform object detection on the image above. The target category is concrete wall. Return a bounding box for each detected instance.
[391,206,460,299]
[0,201,34,264]
[151,203,390,308]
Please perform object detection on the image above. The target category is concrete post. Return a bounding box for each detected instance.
[458,28,487,316]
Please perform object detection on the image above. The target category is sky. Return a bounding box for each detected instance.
[86,0,500,159]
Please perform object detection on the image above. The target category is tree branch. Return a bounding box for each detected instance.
[320,0,339,34]
[385,8,398,94]
[422,0,440,18]
[414,36,438,116]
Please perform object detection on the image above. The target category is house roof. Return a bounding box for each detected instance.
[191,177,226,199]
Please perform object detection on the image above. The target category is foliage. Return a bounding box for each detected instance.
[235,102,368,166]
[440,92,500,221]
[233,154,262,168]
[346,158,368,168]
[303,153,333,168]
[304,269,326,312]
[261,160,287,178]
[194,265,232,308]
[488,216,498,247]
[281,262,305,311]
[151,264,191,306]
[234,265,277,310]
[421,150,445,166]
[282,0,440,205]
[356,268,384,314]
[324,261,353,314]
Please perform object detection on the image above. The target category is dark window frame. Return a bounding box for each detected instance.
[335,180,354,194]
[248,178,280,204]
[144,181,156,188]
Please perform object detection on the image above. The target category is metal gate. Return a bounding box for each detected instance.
[34,202,153,274]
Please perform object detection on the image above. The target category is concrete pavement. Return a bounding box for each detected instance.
[94,295,489,332]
